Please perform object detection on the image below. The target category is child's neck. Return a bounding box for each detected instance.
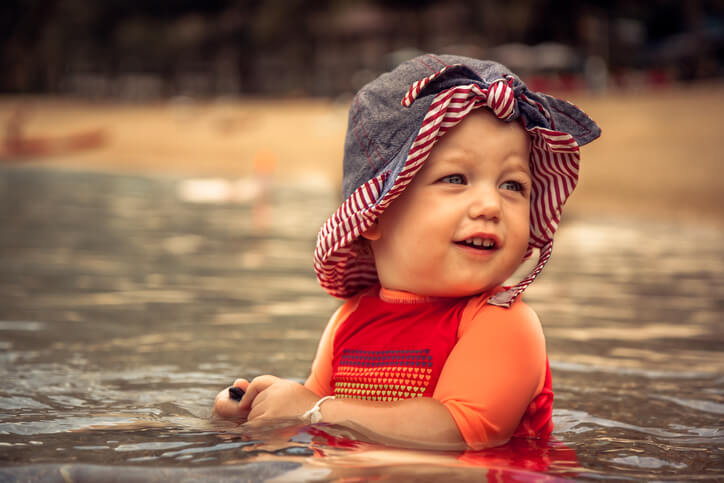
[378,285,501,304]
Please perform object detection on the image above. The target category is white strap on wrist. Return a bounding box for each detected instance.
[302,395,335,424]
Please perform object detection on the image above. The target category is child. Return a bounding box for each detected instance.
[213,54,600,450]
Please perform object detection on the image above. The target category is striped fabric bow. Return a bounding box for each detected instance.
[402,66,516,122]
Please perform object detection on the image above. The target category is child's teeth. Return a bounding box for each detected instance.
[465,237,494,248]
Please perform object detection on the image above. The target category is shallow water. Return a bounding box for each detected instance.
[0,165,722,481]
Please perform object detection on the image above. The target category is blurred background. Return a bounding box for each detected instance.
[2,0,723,97]
[1,0,723,221]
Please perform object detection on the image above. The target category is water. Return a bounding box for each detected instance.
[0,165,722,481]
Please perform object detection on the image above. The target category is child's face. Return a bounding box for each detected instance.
[364,109,531,297]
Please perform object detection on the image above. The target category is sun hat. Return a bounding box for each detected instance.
[314,53,601,307]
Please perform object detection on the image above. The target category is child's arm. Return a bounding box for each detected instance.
[236,375,466,449]
[433,298,547,448]
[319,393,465,448]
[212,375,464,448]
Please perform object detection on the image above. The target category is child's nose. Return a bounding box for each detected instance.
[468,188,501,221]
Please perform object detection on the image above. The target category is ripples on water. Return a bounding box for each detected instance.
[0,166,722,481]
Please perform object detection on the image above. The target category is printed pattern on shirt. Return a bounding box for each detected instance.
[333,349,433,401]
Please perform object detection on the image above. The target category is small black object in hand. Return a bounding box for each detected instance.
[228,386,245,401]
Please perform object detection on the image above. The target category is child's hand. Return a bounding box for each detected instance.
[212,378,251,421]
[240,375,320,422]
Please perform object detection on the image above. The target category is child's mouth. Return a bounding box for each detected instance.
[456,237,497,250]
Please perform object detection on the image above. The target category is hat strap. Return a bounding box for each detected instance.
[487,241,553,307]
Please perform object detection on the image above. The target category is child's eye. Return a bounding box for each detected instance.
[500,180,523,192]
[439,174,466,185]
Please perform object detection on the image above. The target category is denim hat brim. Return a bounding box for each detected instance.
[314,54,601,306]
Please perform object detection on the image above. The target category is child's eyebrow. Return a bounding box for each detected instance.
[502,155,532,175]
[422,153,472,171]
[428,149,531,172]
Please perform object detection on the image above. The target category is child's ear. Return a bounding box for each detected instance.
[361,221,381,241]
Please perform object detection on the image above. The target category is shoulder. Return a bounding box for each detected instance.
[459,292,544,345]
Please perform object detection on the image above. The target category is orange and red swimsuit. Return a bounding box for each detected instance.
[305,285,553,449]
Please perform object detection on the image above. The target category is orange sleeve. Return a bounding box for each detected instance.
[433,296,547,449]
[303,295,362,397]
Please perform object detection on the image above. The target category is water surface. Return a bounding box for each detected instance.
[0,166,722,481]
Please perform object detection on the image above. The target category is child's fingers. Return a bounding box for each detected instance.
[212,387,248,420]
[212,398,238,419]
[228,379,249,401]
[239,375,280,410]
[246,401,265,421]
[233,378,249,389]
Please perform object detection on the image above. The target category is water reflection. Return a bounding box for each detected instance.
[0,166,722,480]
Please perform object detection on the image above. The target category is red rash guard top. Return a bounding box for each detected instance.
[305,285,553,449]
